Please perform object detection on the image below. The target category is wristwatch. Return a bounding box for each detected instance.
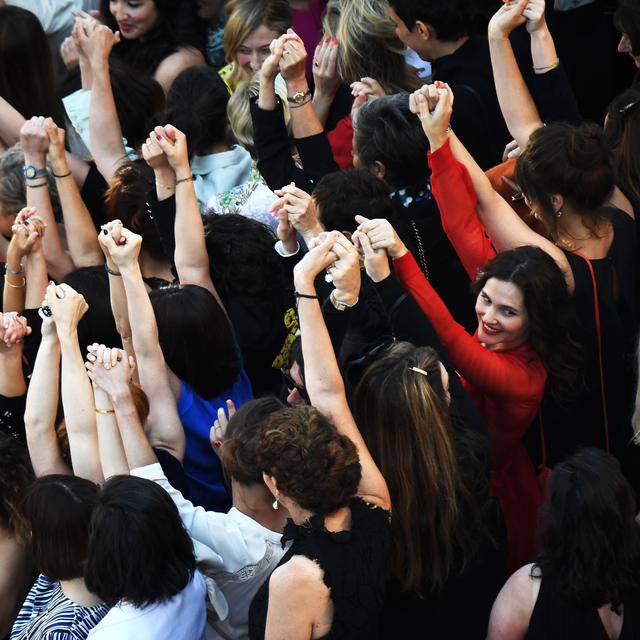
[329,290,358,311]
[23,165,48,180]
[287,88,312,106]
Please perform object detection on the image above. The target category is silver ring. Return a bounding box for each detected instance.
[41,305,52,317]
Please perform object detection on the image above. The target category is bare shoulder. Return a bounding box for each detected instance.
[154,48,206,92]
[487,563,541,640]
[270,555,328,595]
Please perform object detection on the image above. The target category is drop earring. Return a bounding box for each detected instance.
[272,498,279,510]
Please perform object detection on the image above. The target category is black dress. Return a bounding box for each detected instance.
[525,573,640,639]
[248,498,391,640]
[525,207,638,485]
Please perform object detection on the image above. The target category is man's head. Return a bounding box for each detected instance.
[388,0,474,60]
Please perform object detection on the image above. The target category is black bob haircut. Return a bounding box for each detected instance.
[84,475,196,607]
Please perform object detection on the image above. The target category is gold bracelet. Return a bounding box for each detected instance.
[4,274,25,287]
[95,408,115,414]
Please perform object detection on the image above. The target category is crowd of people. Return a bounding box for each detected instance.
[0,0,640,638]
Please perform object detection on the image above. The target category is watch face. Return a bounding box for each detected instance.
[24,165,37,179]
[293,91,305,104]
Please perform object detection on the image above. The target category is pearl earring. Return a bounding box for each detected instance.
[272,498,279,510]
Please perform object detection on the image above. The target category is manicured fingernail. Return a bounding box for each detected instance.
[156,134,162,141]
[213,441,222,449]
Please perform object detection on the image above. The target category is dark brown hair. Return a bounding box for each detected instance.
[353,343,483,594]
[515,123,614,237]
[221,396,285,485]
[23,474,99,581]
[0,434,34,542]
[257,406,361,515]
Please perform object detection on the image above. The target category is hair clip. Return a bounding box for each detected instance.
[409,366,429,377]
[619,99,640,118]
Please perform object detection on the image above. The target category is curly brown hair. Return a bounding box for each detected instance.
[257,406,361,515]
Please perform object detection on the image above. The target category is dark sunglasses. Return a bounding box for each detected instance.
[280,367,310,403]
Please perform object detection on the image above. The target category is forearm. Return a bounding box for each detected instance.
[107,262,132,343]
[312,93,334,127]
[24,250,48,309]
[23,158,74,279]
[530,28,558,72]
[258,76,278,111]
[53,168,104,266]
[488,33,542,148]
[24,335,68,476]
[93,387,129,477]
[0,97,25,147]
[59,331,102,481]
[0,347,26,397]
[287,79,324,138]
[3,246,26,313]
[89,61,127,183]
[111,386,159,470]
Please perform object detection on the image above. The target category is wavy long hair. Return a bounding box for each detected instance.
[325,0,420,94]
[534,448,640,611]
[353,343,488,595]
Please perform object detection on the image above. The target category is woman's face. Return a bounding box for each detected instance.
[235,25,280,77]
[475,277,528,351]
[618,32,640,69]
[109,0,159,40]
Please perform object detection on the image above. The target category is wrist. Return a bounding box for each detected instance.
[300,224,324,246]
[154,167,176,184]
[293,275,315,293]
[428,133,450,153]
[57,328,79,344]
[286,78,309,94]
[488,30,510,44]
[332,289,358,306]
[529,26,549,40]
[23,154,47,168]
[389,245,408,260]
[107,385,132,404]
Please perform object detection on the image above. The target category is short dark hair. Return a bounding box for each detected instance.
[257,406,361,515]
[63,267,122,354]
[473,246,581,403]
[150,284,241,400]
[165,66,230,157]
[515,123,614,228]
[354,93,429,191]
[85,475,195,607]
[222,396,285,485]
[534,448,640,611]
[24,475,99,581]
[615,0,640,56]
[312,169,396,233]
[390,0,475,41]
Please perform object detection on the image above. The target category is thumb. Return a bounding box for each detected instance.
[354,214,370,226]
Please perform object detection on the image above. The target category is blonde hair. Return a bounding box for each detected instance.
[327,0,420,94]
[228,72,291,156]
[223,0,291,89]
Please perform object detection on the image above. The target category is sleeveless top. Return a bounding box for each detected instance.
[248,498,391,640]
[527,207,637,469]
[526,573,640,640]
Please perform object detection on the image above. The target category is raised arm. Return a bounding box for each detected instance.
[45,120,103,267]
[0,314,29,398]
[23,308,70,477]
[81,23,128,183]
[20,118,75,279]
[154,125,222,305]
[85,345,137,477]
[105,226,185,460]
[487,0,543,150]
[413,84,574,291]
[311,38,341,127]
[293,233,390,510]
[47,283,103,482]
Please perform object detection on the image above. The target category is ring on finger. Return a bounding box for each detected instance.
[41,305,53,317]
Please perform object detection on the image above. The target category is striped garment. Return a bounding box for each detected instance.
[11,574,109,640]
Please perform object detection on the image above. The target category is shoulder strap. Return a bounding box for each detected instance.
[573,252,610,453]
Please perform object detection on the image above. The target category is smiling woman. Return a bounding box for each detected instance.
[99,0,206,91]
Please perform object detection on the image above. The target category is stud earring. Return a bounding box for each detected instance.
[555,209,563,218]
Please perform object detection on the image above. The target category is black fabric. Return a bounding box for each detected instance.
[525,208,638,484]
[250,98,339,194]
[154,447,192,501]
[0,393,26,444]
[525,572,640,640]
[248,498,391,640]
[431,35,510,169]
[80,164,109,231]
[529,64,582,126]
[388,196,477,334]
